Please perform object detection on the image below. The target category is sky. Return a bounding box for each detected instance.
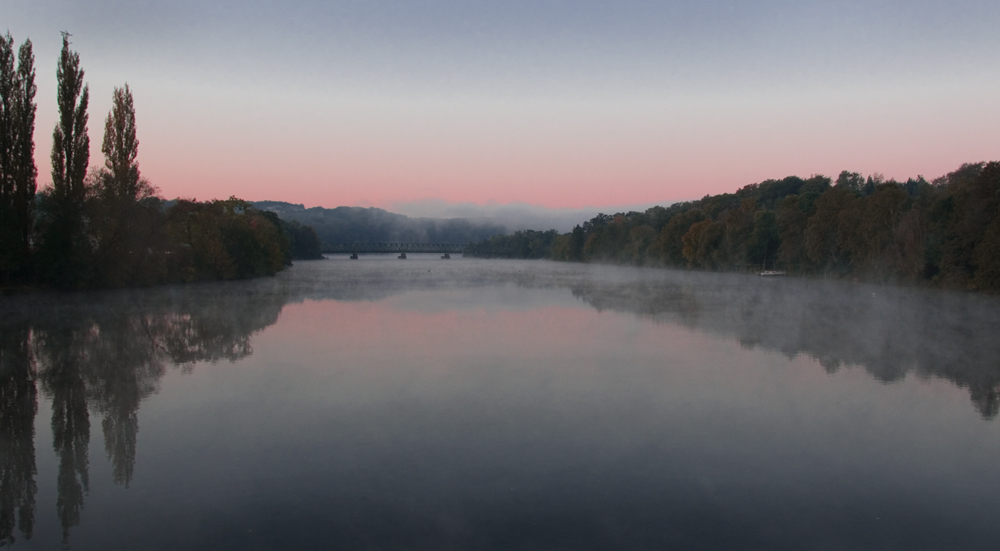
[4,0,1000,211]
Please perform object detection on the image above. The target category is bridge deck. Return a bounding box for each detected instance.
[322,243,466,254]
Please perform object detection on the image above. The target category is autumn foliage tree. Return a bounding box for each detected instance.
[164,198,290,282]
[485,163,1000,293]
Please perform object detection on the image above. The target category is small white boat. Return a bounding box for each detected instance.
[759,270,787,277]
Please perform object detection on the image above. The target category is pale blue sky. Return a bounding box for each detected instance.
[4,0,999,207]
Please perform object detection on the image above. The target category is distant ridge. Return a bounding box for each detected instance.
[253,201,507,245]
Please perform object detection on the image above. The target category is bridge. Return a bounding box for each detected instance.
[321,243,466,255]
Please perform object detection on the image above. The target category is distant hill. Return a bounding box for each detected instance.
[253,201,507,245]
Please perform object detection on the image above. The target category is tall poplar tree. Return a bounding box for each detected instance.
[91,84,159,286]
[13,39,37,279]
[51,33,88,202]
[37,32,89,287]
[101,84,141,199]
[0,33,16,280]
[0,34,36,283]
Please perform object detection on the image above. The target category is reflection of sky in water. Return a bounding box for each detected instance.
[4,259,1000,549]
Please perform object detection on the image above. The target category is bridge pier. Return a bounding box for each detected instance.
[322,242,467,256]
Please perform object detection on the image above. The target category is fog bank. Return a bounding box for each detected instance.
[387,199,673,233]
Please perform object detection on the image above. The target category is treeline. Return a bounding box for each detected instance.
[468,162,1000,292]
[1,33,320,290]
[464,229,560,258]
[255,201,506,246]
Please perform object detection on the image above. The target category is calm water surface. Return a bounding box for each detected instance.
[2,257,999,550]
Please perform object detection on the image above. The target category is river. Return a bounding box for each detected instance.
[2,256,999,549]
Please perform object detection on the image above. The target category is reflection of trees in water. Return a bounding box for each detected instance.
[569,272,1000,418]
[79,314,167,488]
[0,323,37,546]
[280,261,1000,420]
[283,262,1000,420]
[37,326,90,543]
[0,280,288,543]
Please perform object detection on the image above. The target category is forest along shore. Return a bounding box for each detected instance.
[466,162,1000,294]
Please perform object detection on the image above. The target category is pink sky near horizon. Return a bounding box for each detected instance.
[10,0,1000,211]
[42,81,994,211]
[108,84,1000,209]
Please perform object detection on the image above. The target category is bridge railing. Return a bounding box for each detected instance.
[322,243,467,254]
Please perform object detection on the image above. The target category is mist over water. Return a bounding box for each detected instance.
[2,258,999,549]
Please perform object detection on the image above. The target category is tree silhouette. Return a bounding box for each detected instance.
[0,34,37,283]
[89,84,162,287]
[36,32,90,288]
[100,85,141,198]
